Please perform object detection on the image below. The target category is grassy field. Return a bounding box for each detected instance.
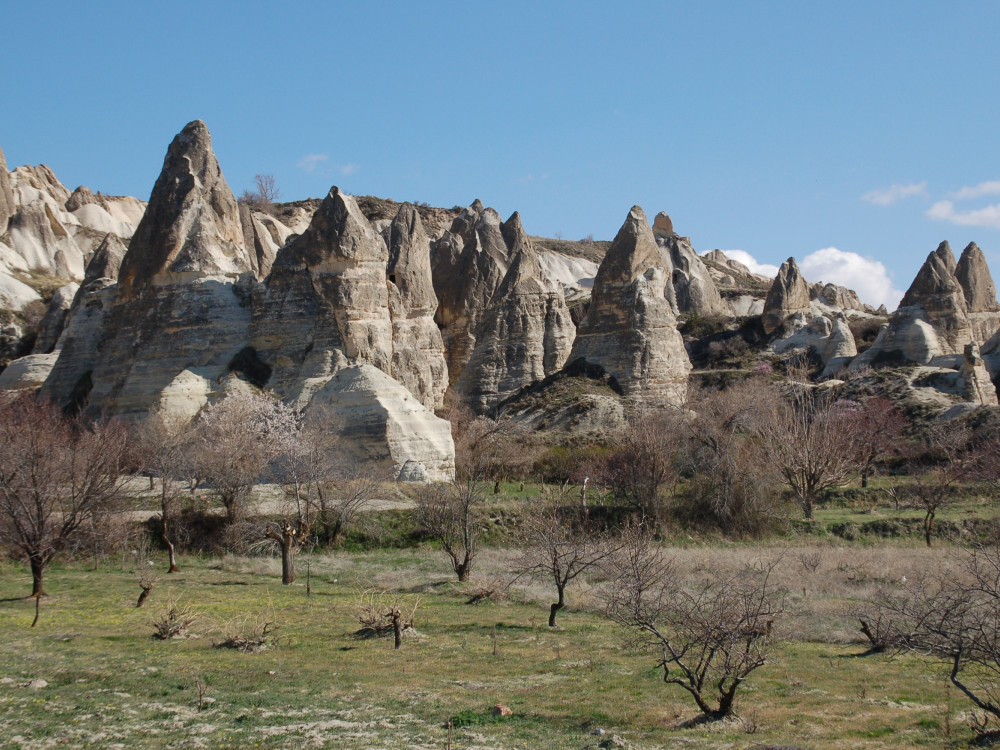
[0,535,987,749]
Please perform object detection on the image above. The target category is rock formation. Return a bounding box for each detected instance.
[455,212,576,412]
[41,234,127,407]
[762,258,811,334]
[652,212,728,317]
[852,241,1000,371]
[0,146,14,233]
[819,313,859,377]
[960,342,998,406]
[386,204,448,410]
[117,120,254,299]
[431,201,513,386]
[568,205,691,405]
[32,282,79,354]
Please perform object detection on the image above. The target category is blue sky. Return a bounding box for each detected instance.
[3,0,999,308]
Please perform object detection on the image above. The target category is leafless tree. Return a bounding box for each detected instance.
[0,394,135,599]
[751,384,861,519]
[136,407,194,572]
[594,410,683,523]
[514,490,620,627]
[239,173,280,214]
[605,525,784,720]
[415,482,480,582]
[680,382,783,536]
[843,396,908,489]
[908,422,974,547]
[869,544,1000,733]
[191,390,298,524]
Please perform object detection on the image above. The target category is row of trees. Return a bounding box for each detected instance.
[0,390,376,598]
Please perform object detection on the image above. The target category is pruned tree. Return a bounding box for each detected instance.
[908,421,974,547]
[0,394,135,599]
[415,482,480,582]
[514,491,620,627]
[191,390,298,524]
[605,525,784,721]
[136,407,194,572]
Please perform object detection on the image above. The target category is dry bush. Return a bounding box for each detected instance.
[463,575,511,605]
[216,609,279,653]
[239,173,280,215]
[152,599,197,640]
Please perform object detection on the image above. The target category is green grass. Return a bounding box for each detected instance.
[0,547,982,749]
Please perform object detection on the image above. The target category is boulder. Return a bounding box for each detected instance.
[567,206,690,405]
[117,120,254,299]
[762,257,811,334]
[455,212,576,412]
[0,353,59,390]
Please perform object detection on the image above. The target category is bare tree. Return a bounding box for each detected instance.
[191,390,298,524]
[751,385,861,519]
[0,394,135,599]
[843,396,908,489]
[239,173,280,214]
[415,481,480,582]
[136,407,193,572]
[595,410,683,523]
[908,422,973,547]
[605,525,784,721]
[870,544,1000,733]
[514,491,620,627]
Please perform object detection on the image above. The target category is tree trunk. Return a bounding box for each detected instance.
[30,557,45,598]
[280,538,295,585]
[924,510,934,548]
[161,512,179,573]
[801,497,814,520]
[861,469,869,489]
[549,586,565,627]
[137,583,154,608]
[392,610,403,650]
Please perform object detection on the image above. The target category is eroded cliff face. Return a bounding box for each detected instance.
[762,258,811,334]
[454,212,576,412]
[568,205,691,406]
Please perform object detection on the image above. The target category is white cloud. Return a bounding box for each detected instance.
[927,200,1000,230]
[950,180,1000,201]
[708,249,780,278]
[862,181,927,206]
[799,246,904,309]
[297,153,329,172]
[339,163,358,176]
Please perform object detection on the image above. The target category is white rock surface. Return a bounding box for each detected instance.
[0,353,58,390]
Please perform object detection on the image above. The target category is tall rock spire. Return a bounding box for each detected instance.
[568,205,690,405]
[118,120,252,298]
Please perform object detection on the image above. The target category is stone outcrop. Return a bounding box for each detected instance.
[32,282,79,354]
[0,353,59,391]
[819,313,859,377]
[0,146,14,233]
[568,205,691,405]
[41,234,127,408]
[960,342,998,406]
[762,258,811,334]
[386,204,448,409]
[852,241,1000,373]
[117,120,254,299]
[652,212,728,317]
[455,212,576,412]
[431,201,514,386]
[810,282,866,313]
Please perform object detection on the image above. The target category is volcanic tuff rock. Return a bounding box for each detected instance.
[0,353,59,391]
[0,146,14,232]
[386,204,448,409]
[568,206,691,405]
[40,233,128,408]
[762,258,811,334]
[852,241,1000,372]
[455,212,576,412]
[819,313,859,378]
[652,212,728,317]
[960,342,998,406]
[32,282,79,354]
[117,120,256,300]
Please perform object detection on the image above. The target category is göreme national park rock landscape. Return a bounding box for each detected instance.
[5,4,1000,749]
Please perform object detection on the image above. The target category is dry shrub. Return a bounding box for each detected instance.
[463,575,511,605]
[353,588,421,642]
[216,609,279,653]
[152,599,197,640]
